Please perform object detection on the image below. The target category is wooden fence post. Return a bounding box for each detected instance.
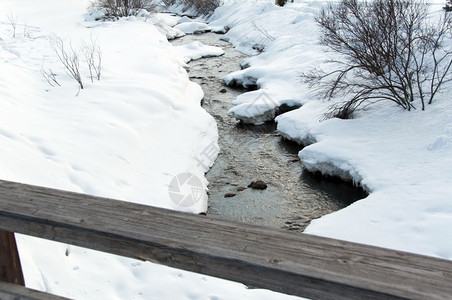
[0,230,25,285]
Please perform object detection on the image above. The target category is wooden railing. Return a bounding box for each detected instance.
[0,230,24,285]
[1,179,452,300]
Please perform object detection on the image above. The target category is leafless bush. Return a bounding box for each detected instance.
[90,0,156,19]
[23,24,30,38]
[303,0,452,119]
[162,0,220,16]
[45,35,103,92]
[7,12,18,38]
[161,0,177,6]
[82,37,102,82]
[50,36,83,90]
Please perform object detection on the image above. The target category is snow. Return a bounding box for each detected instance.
[210,1,323,124]
[174,21,211,34]
[177,16,196,24]
[226,89,301,124]
[1,4,215,213]
[0,1,298,299]
[174,41,224,63]
[209,0,452,260]
[149,13,186,39]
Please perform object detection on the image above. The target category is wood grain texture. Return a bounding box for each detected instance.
[0,230,25,285]
[0,179,452,299]
[0,281,70,300]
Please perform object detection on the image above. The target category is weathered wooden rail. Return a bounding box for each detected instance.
[1,179,452,300]
[0,281,70,300]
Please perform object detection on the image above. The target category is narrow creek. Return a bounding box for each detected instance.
[171,32,367,231]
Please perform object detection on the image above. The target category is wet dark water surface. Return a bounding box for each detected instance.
[171,33,366,231]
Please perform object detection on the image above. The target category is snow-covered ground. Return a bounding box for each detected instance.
[209,0,452,260]
[0,1,298,299]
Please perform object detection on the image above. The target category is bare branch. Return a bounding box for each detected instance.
[252,21,276,42]
[89,0,158,19]
[82,36,102,82]
[6,12,18,38]
[41,67,61,87]
[304,0,452,119]
[49,35,84,90]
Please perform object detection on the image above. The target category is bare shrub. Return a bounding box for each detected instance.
[188,0,220,16]
[303,0,452,119]
[161,0,177,6]
[45,36,103,92]
[23,24,30,38]
[90,0,156,19]
[82,37,102,82]
[162,0,220,16]
[50,36,84,90]
[7,12,18,38]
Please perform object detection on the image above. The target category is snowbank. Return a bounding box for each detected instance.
[174,41,224,63]
[0,2,214,213]
[210,1,324,124]
[209,0,452,260]
[174,21,211,34]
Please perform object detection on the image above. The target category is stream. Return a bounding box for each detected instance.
[171,32,367,231]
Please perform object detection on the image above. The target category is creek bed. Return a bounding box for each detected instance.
[171,32,366,231]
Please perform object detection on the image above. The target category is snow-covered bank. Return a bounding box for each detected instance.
[210,0,324,124]
[0,2,216,214]
[174,41,224,63]
[209,0,452,260]
[0,1,298,299]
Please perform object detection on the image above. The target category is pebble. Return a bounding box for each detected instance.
[248,180,267,190]
[224,193,236,198]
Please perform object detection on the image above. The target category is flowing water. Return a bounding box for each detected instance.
[171,32,367,231]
